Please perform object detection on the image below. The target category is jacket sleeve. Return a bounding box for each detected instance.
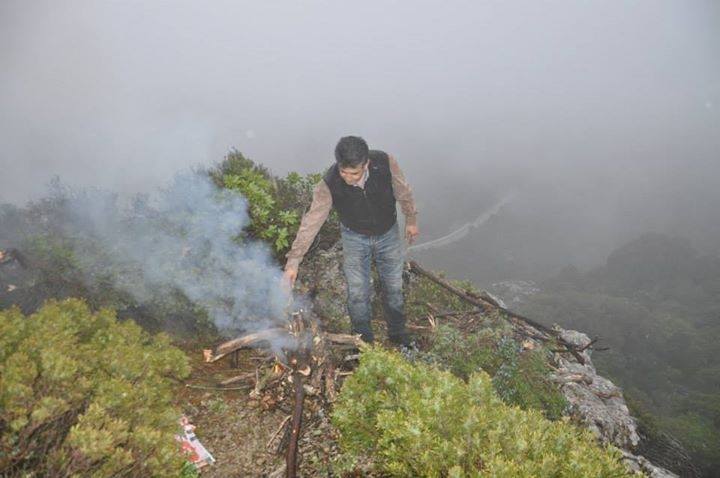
[388,154,418,227]
[284,180,332,270]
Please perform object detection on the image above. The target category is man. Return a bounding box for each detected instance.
[282,136,419,347]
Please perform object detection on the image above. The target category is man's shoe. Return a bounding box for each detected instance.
[399,341,419,361]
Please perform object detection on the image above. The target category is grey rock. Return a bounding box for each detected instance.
[552,328,677,477]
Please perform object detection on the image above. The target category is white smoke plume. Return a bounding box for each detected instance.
[56,171,291,333]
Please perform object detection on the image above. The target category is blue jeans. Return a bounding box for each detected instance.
[340,221,408,345]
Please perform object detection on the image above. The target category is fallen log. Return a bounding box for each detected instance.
[205,328,290,363]
[408,260,587,365]
[323,332,365,348]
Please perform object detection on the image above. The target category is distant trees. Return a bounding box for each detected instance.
[523,232,720,475]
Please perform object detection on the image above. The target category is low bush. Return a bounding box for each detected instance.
[0,299,191,477]
[332,346,634,477]
[428,326,567,420]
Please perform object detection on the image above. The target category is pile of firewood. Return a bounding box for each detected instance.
[203,309,363,478]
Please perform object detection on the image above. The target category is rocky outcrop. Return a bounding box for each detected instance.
[553,329,678,477]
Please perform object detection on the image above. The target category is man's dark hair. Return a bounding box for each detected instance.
[335,136,369,168]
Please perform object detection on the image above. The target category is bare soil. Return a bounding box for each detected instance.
[174,342,341,478]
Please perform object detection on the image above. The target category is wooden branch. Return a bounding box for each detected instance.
[286,370,305,478]
[324,364,337,403]
[219,371,256,386]
[269,465,287,478]
[206,328,290,362]
[266,415,292,451]
[578,337,609,352]
[407,324,434,331]
[209,329,364,364]
[552,338,609,356]
[409,261,488,311]
[408,260,587,365]
[324,332,365,348]
[463,288,503,308]
[185,383,250,391]
[409,261,553,333]
[309,362,326,392]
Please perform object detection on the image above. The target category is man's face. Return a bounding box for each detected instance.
[339,160,369,186]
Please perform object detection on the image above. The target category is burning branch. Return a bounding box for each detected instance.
[204,328,290,363]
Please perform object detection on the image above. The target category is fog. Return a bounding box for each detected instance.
[2,0,719,277]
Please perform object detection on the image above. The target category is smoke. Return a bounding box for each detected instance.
[55,171,291,333]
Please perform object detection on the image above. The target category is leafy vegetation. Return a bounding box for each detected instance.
[0,299,191,477]
[223,167,299,252]
[406,273,480,319]
[427,325,567,420]
[5,153,699,475]
[332,347,634,477]
[209,149,339,258]
[405,273,567,421]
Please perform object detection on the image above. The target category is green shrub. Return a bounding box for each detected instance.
[214,150,340,258]
[0,299,191,477]
[332,347,635,477]
[491,336,568,420]
[406,274,480,319]
[428,324,500,380]
[223,167,299,253]
[428,326,567,420]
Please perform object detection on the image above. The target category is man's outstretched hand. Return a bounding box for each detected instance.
[405,224,419,245]
[282,267,298,292]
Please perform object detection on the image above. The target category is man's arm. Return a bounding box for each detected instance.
[388,154,419,243]
[284,180,332,271]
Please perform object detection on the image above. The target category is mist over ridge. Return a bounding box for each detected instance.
[2,0,719,272]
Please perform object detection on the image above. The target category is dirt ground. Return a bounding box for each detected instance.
[174,342,342,478]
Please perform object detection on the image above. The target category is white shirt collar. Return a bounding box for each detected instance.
[353,167,369,189]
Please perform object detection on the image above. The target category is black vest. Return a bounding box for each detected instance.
[323,150,397,236]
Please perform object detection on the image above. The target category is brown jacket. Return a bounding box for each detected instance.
[285,155,417,270]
